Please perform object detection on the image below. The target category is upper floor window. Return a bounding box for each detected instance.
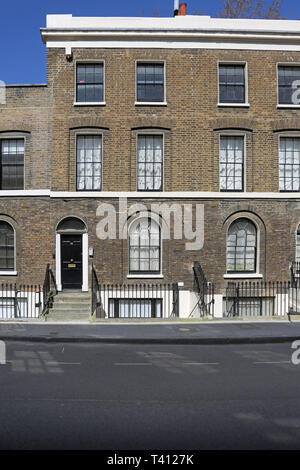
[227,218,257,273]
[129,218,161,273]
[76,63,104,103]
[220,135,244,191]
[0,221,14,271]
[76,135,102,191]
[278,65,300,105]
[0,139,24,190]
[279,137,300,191]
[219,64,246,104]
[136,62,165,103]
[137,135,163,191]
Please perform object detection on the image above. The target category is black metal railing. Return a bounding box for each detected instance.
[98,282,179,319]
[190,261,215,317]
[42,264,57,317]
[225,281,290,317]
[0,283,42,319]
[91,264,103,318]
[291,261,300,286]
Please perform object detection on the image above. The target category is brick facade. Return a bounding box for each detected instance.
[1,13,300,299]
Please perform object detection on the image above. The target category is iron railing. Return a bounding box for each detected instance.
[91,264,103,318]
[190,261,215,317]
[291,261,300,286]
[0,283,42,319]
[42,264,57,317]
[225,281,290,317]
[98,282,179,319]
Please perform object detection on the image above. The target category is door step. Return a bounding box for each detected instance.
[46,291,91,321]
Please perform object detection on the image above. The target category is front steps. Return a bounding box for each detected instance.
[45,291,91,322]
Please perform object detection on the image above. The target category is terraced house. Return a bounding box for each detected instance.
[2,2,300,320]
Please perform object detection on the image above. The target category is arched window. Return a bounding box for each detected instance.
[227,218,257,273]
[56,217,87,233]
[0,221,14,271]
[129,218,161,273]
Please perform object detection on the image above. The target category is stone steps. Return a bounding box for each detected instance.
[46,291,91,321]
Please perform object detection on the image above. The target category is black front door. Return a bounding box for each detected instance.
[61,234,82,290]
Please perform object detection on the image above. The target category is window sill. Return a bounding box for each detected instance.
[127,274,164,279]
[0,271,17,276]
[135,102,167,106]
[224,273,263,279]
[277,104,300,108]
[217,103,250,108]
[73,102,106,106]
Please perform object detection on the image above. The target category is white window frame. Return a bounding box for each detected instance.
[224,216,262,279]
[0,220,17,276]
[217,61,249,107]
[0,134,26,191]
[73,60,106,106]
[75,130,103,192]
[135,60,167,106]
[218,132,246,192]
[127,215,163,279]
[277,62,300,109]
[278,133,300,192]
[136,132,164,192]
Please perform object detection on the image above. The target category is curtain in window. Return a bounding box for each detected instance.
[137,135,163,191]
[77,135,102,190]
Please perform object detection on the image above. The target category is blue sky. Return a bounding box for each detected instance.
[1,0,300,84]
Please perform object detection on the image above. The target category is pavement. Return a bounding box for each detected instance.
[1,320,300,344]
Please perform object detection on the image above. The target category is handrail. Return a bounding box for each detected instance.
[91,264,103,318]
[41,263,57,317]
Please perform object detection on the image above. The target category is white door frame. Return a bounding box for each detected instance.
[56,232,88,292]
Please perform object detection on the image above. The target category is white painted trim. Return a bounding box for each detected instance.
[224,273,263,278]
[44,40,300,52]
[226,216,261,276]
[135,60,166,105]
[127,274,164,279]
[218,133,246,192]
[217,61,248,106]
[218,103,250,107]
[49,191,300,198]
[73,102,106,106]
[135,102,167,106]
[82,233,88,291]
[56,233,62,291]
[55,231,88,292]
[0,271,17,276]
[0,190,50,196]
[75,131,103,192]
[74,59,105,106]
[277,62,300,106]
[128,214,162,276]
[136,132,164,192]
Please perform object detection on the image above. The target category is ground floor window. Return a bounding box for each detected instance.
[0,297,27,320]
[108,298,162,318]
[224,297,274,317]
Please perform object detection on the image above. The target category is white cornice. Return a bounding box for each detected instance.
[41,14,300,51]
[2,190,300,200]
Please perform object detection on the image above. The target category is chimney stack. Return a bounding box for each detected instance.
[178,2,187,15]
[173,0,179,16]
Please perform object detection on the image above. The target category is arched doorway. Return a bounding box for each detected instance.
[56,217,88,291]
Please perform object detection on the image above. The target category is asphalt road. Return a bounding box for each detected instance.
[1,341,300,450]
